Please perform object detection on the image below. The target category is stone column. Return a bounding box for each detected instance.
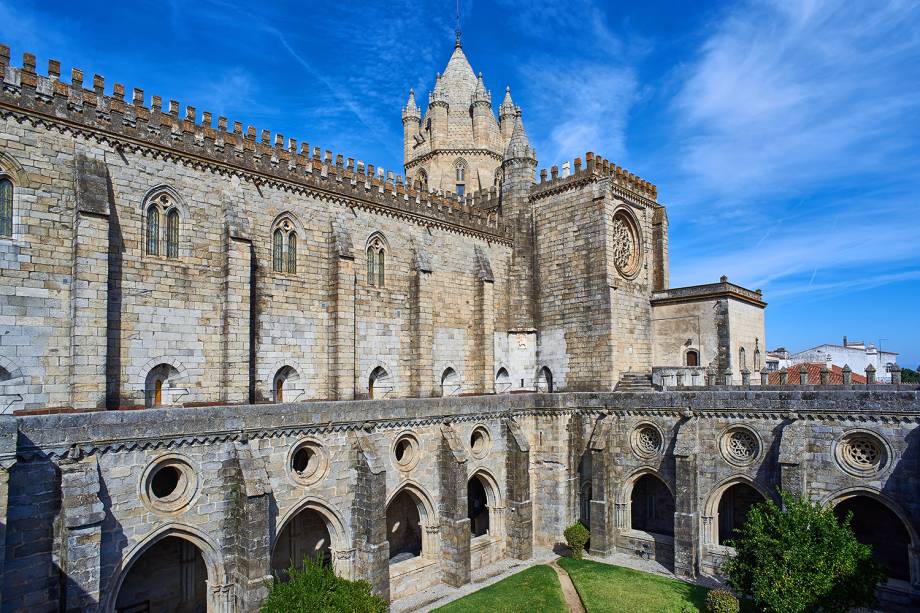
[71,156,111,409]
[865,364,876,384]
[588,415,614,555]
[475,246,495,394]
[891,364,901,385]
[351,432,389,599]
[504,418,533,560]
[411,248,434,398]
[438,423,471,587]
[332,225,356,400]
[778,417,807,498]
[672,412,699,579]
[233,441,273,612]
[58,449,105,612]
[223,233,252,403]
[0,416,15,612]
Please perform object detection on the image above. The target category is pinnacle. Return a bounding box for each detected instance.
[500,86,515,115]
[504,110,536,161]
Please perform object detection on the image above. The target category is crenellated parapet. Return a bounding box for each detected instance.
[0,46,510,243]
[531,151,658,202]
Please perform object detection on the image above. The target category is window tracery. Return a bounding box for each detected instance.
[366,235,386,286]
[271,217,297,274]
[0,177,13,237]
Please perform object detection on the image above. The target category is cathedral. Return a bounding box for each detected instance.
[0,39,916,613]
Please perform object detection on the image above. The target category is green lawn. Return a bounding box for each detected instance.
[432,564,568,613]
[557,557,710,613]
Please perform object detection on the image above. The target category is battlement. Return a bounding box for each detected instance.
[465,185,502,212]
[531,151,658,201]
[0,46,511,241]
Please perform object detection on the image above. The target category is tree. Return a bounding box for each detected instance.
[722,491,885,613]
[900,367,920,383]
[262,557,388,613]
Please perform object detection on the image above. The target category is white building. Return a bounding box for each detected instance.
[782,337,899,382]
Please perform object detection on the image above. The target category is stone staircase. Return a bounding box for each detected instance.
[615,372,656,391]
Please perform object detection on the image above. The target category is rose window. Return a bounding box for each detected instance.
[612,211,641,277]
[720,427,760,465]
[631,423,663,458]
[836,432,887,476]
[636,426,661,454]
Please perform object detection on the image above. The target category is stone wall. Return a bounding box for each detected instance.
[2,389,919,611]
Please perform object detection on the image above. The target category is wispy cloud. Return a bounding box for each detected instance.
[498,0,643,166]
[671,0,920,207]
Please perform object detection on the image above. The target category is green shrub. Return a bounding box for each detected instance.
[261,556,388,613]
[723,491,885,613]
[563,522,590,559]
[705,588,739,613]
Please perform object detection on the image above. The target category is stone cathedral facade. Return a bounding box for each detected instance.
[0,40,918,613]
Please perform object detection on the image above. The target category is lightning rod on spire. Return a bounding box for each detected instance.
[455,0,462,47]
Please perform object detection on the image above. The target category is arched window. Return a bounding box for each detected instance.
[455,160,466,196]
[0,177,13,237]
[366,235,386,287]
[739,347,747,370]
[166,209,180,259]
[368,366,390,399]
[146,205,160,256]
[441,367,460,397]
[287,232,297,273]
[537,366,553,392]
[495,367,511,393]
[686,350,699,367]
[754,349,761,371]
[271,217,298,274]
[272,229,284,272]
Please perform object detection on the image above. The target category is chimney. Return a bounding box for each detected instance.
[843,336,848,347]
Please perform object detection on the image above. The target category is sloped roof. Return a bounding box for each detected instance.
[767,363,870,385]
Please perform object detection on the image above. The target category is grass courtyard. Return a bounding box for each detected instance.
[432,564,568,613]
[558,557,711,613]
[435,558,724,613]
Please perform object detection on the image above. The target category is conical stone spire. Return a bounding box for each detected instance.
[504,110,536,162]
[499,86,516,117]
[473,72,490,104]
[402,89,421,122]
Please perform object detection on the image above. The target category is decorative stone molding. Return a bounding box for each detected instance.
[719,426,761,466]
[834,430,889,477]
[612,208,642,279]
[630,422,664,459]
[392,432,422,471]
[286,439,329,487]
[139,453,199,515]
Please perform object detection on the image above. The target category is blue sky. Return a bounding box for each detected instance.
[3,0,919,366]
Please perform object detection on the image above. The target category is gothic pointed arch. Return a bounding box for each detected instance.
[270,212,303,274]
[365,232,388,287]
[141,185,188,259]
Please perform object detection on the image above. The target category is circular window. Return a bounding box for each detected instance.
[140,455,198,514]
[392,433,420,471]
[469,426,492,459]
[835,431,888,477]
[612,210,642,278]
[287,440,328,486]
[630,423,663,458]
[720,427,761,466]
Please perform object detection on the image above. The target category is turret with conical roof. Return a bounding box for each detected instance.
[503,110,536,163]
[499,86,517,147]
[403,38,504,196]
[402,89,421,166]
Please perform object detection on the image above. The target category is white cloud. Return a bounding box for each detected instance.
[672,0,920,203]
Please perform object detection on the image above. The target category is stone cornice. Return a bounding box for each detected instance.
[651,280,767,308]
[405,147,503,169]
[11,389,920,460]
